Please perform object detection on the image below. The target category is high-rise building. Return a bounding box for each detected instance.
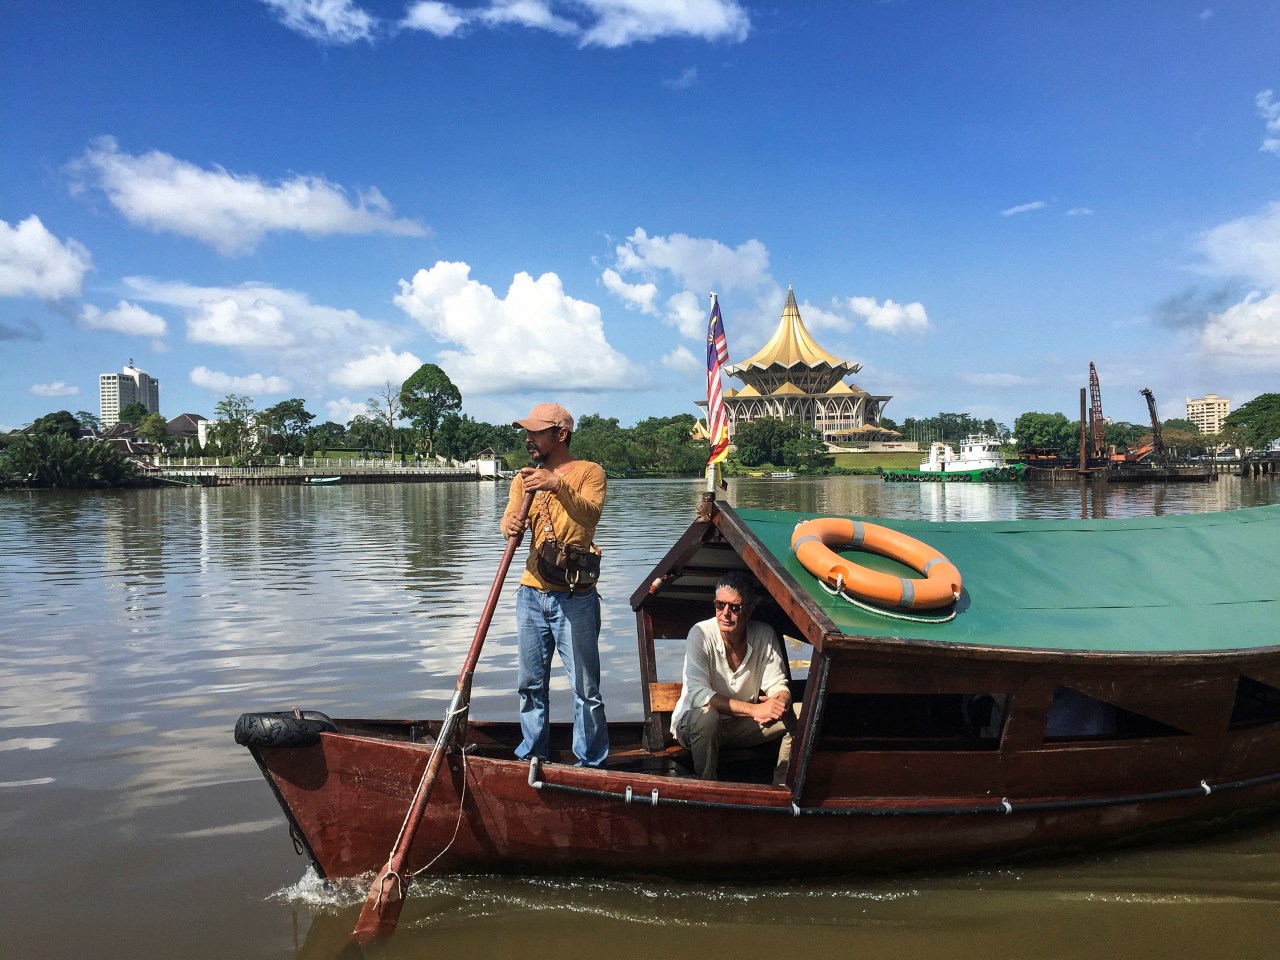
[99,359,160,428]
[1186,394,1230,434]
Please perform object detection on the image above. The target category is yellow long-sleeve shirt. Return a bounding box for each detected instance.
[503,460,606,591]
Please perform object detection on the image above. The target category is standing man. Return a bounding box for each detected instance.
[501,403,608,767]
[670,570,796,785]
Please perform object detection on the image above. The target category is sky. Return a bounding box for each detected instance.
[3,0,1280,436]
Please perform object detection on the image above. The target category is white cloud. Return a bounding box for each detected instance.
[0,215,92,299]
[1258,89,1280,156]
[1198,200,1280,288]
[661,344,700,375]
[613,228,770,297]
[601,268,658,313]
[261,0,375,44]
[326,397,370,423]
[401,1,469,36]
[30,381,80,398]
[848,295,931,335]
[1066,207,1095,216]
[1001,200,1048,217]
[79,300,168,337]
[190,366,293,395]
[1199,292,1280,367]
[795,299,852,333]
[68,137,425,256]
[399,0,748,47]
[577,0,749,48]
[394,260,637,394]
[187,297,294,348]
[330,346,423,389]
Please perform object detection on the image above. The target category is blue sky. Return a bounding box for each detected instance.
[4,0,1280,435]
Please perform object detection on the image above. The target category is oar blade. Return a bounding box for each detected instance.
[350,862,406,943]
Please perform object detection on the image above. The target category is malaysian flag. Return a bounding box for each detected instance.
[706,295,730,465]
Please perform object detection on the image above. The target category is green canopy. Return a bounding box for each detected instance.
[738,504,1280,654]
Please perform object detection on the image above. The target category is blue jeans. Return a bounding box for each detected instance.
[514,585,608,766]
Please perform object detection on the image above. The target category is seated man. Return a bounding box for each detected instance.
[670,570,797,785]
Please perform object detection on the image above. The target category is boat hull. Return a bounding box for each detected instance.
[883,464,1023,482]
[246,718,1280,881]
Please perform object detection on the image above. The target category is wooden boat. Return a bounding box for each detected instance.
[237,496,1280,882]
[883,435,1023,483]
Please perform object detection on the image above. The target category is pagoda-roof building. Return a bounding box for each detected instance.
[704,287,896,445]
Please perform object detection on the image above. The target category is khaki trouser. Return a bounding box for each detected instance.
[676,702,799,785]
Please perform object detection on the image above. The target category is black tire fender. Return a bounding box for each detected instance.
[234,711,337,748]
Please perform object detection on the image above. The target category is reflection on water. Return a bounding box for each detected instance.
[2,476,1279,959]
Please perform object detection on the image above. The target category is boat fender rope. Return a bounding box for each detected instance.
[1000,798,1013,814]
[1201,780,1212,796]
[410,748,471,878]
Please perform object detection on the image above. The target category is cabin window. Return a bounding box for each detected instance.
[816,692,1007,751]
[1043,686,1187,742]
[1229,676,1280,729]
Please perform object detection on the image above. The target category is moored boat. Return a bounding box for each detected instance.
[303,476,342,485]
[883,435,1022,482]
[237,496,1280,883]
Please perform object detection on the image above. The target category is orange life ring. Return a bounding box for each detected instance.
[790,517,963,611]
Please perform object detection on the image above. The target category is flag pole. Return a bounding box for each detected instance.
[705,291,723,496]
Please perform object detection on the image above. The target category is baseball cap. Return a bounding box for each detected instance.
[513,402,574,433]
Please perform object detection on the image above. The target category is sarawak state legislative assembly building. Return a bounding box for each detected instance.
[711,288,897,446]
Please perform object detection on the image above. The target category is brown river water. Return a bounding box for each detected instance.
[2,476,1279,959]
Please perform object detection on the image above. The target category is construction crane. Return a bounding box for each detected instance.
[1140,387,1170,467]
[1088,362,1106,460]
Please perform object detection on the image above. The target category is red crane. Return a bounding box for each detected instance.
[1088,362,1106,460]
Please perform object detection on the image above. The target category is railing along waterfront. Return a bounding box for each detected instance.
[150,457,484,486]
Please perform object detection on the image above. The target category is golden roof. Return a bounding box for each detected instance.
[735,383,762,397]
[771,381,806,396]
[725,287,858,374]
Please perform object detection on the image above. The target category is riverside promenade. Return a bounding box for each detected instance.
[149,456,485,486]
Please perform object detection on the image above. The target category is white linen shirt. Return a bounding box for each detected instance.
[669,617,789,740]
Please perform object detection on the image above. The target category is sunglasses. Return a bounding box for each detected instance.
[713,600,745,614]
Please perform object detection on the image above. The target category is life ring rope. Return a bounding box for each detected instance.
[817,570,958,623]
[790,517,963,614]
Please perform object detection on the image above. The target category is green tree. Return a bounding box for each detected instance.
[138,413,171,449]
[733,417,796,467]
[399,364,462,456]
[261,398,315,455]
[782,422,832,472]
[346,414,381,453]
[29,410,83,438]
[309,421,346,455]
[0,432,137,488]
[1224,394,1280,450]
[75,410,101,433]
[1013,412,1077,453]
[118,401,151,425]
[209,394,260,462]
[570,414,629,472]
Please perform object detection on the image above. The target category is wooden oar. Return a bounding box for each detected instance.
[351,490,534,942]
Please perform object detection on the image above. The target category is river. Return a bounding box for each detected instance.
[2,476,1279,959]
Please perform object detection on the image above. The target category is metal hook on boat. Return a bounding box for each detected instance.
[1201,780,1212,795]
[1000,797,1013,814]
[527,756,544,790]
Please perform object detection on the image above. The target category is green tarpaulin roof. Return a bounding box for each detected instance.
[737,504,1280,653]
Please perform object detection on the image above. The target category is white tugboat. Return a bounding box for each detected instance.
[883,435,1022,482]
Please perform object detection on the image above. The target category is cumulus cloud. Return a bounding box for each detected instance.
[398,0,748,47]
[1199,201,1280,288]
[848,296,931,335]
[68,137,425,256]
[1001,200,1048,217]
[261,0,375,44]
[0,215,92,299]
[189,366,293,394]
[188,297,295,348]
[326,397,370,423]
[1199,292,1280,367]
[394,261,637,394]
[661,345,700,375]
[79,300,168,337]
[30,381,80,397]
[330,346,423,389]
[601,268,658,313]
